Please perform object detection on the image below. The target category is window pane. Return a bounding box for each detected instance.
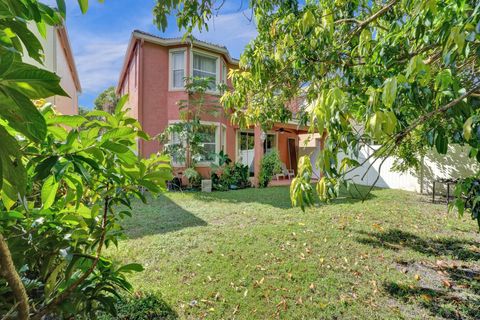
[172,52,184,70]
[193,54,216,73]
[193,54,217,90]
[199,143,216,162]
[173,70,184,88]
[195,125,217,162]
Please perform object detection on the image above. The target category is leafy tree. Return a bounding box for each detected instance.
[1,100,172,319]
[155,1,480,224]
[95,86,120,113]
[78,105,91,116]
[0,1,172,319]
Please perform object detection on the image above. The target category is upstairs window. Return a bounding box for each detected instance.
[170,50,185,89]
[193,53,217,90]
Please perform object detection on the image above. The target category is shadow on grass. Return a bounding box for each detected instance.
[191,184,376,209]
[385,282,480,320]
[98,293,178,320]
[124,194,208,239]
[355,229,480,262]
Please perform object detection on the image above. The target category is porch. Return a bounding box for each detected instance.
[234,123,309,186]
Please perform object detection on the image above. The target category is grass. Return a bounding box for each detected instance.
[106,186,480,319]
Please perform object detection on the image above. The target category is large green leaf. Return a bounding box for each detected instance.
[0,125,26,198]
[3,20,43,62]
[47,115,87,127]
[1,62,68,98]
[78,0,89,14]
[382,77,397,108]
[41,175,59,209]
[0,87,47,141]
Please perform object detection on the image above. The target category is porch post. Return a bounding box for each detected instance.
[253,126,264,187]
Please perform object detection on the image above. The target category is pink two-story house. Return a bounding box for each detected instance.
[117,30,308,184]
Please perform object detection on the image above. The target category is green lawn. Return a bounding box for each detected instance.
[106,186,480,319]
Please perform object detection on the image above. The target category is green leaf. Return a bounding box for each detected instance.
[302,10,315,31]
[0,126,26,198]
[101,141,129,153]
[114,94,129,114]
[4,20,43,62]
[117,263,144,274]
[56,0,66,17]
[78,0,88,14]
[47,115,87,127]
[435,131,448,154]
[0,211,24,220]
[463,117,473,141]
[1,62,68,98]
[382,77,397,108]
[34,156,59,180]
[101,127,134,141]
[0,88,47,141]
[0,51,14,76]
[41,175,59,209]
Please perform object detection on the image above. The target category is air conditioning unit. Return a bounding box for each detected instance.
[201,179,212,192]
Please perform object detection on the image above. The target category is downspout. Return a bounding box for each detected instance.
[138,39,145,156]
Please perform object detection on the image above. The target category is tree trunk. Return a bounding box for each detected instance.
[0,234,30,320]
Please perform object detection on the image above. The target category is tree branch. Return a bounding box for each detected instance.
[31,196,111,320]
[353,0,399,36]
[0,234,29,320]
[395,82,480,143]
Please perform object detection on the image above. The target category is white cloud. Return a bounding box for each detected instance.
[73,38,128,92]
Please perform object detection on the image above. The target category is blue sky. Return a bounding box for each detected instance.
[56,0,257,108]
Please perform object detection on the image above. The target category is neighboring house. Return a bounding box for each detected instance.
[117,30,308,183]
[24,23,81,115]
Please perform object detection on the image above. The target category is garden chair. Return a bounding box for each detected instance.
[276,163,295,180]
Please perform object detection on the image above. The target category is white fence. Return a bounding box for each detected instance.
[300,140,479,194]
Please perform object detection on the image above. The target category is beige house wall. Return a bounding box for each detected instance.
[24,23,80,115]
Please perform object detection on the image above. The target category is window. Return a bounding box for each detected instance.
[195,124,217,163]
[264,134,276,153]
[169,131,186,165]
[170,50,185,89]
[193,53,217,90]
[167,122,221,166]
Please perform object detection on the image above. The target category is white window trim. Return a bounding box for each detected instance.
[190,49,221,95]
[169,48,187,91]
[167,120,222,167]
[221,59,228,84]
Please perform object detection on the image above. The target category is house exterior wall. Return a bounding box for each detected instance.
[118,33,307,181]
[24,24,80,115]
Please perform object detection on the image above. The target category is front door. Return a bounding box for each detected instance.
[288,138,297,174]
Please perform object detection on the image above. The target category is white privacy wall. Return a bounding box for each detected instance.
[299,134,479,194]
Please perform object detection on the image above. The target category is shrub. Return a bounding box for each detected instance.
[212,162,251,191]
[259,150,282,187]
[184,167,202,188]
[97,293,178,320]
